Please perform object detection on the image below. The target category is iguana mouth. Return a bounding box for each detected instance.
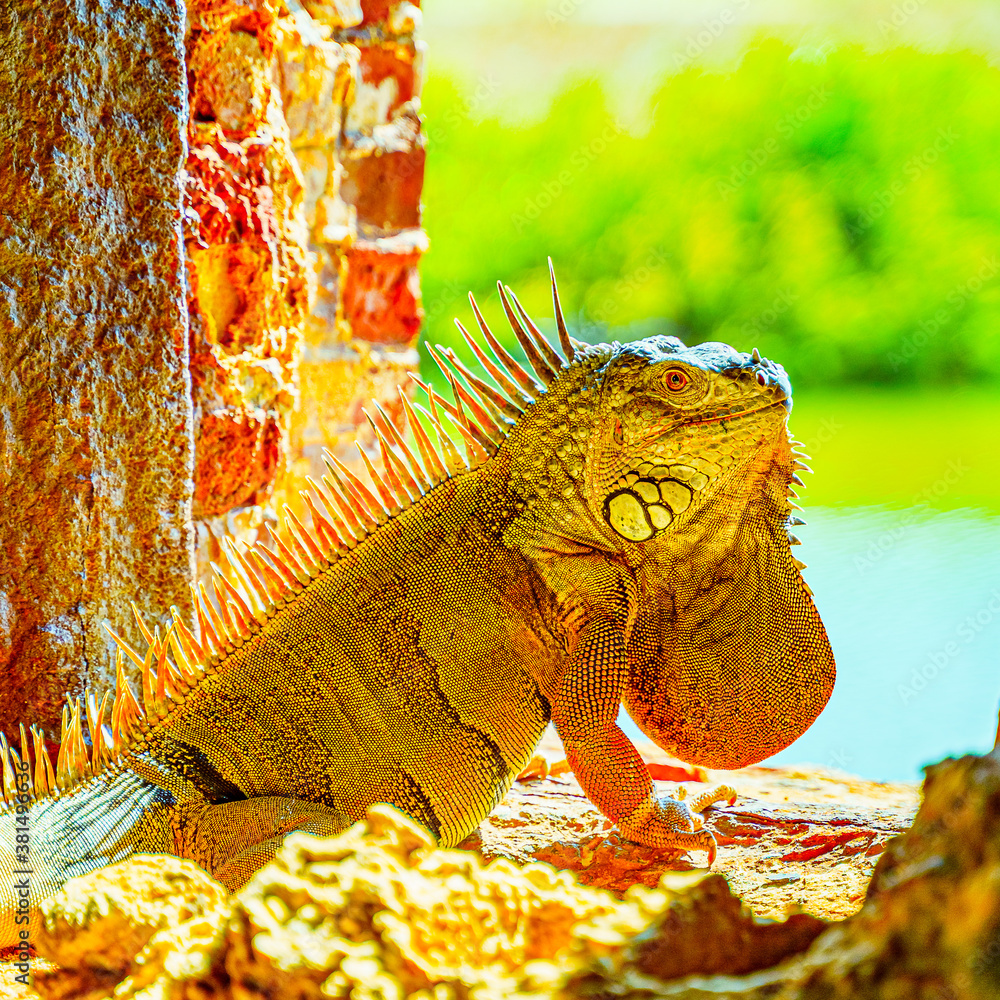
[685,397,789,428]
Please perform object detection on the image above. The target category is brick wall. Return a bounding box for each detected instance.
[0,0,426,739]
[185,0,426,576]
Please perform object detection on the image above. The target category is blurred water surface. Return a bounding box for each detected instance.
[754,505,999,779]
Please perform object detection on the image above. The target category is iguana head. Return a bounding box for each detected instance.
[572,335,834,770]
[584,335,793,546]
[487,285,834,772]
[548,336,834,770]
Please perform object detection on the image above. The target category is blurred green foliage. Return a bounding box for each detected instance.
[419,40,1000,388]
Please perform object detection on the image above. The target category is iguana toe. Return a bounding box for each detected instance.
[616,783,736,866]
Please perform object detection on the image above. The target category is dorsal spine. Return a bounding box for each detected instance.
[0,262,578,809]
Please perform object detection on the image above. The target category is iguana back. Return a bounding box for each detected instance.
[143,470,556,847]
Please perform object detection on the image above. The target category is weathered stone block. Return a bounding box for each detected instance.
[189,25,274,135]
[340,233,426,345]
[184,123,312,518]
[341,114,425,231]
[274,26,356,148]
[193,409,281,518]
[275,342,418,522]
[360,0,421,27]
[301,0,363,29]
[0,0,193,738]
[347,42,417,133]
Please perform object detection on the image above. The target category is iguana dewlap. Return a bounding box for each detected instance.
[0,264,835,947]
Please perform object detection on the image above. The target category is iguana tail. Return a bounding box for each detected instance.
[0,765,179,948]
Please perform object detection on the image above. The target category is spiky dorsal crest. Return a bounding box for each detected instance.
[0,261,580,809]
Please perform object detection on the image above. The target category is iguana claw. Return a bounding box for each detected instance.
[694,784,737,866]
[616,783,736,865]
[691,784,738,814]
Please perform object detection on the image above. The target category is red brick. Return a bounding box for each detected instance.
[359,0,393,23]
[359,0,423,28]
[358,43,416,115]
[341,133,424,231]
[341,240,423,345]
[193,409,282,517]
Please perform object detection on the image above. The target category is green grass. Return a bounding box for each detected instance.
[790,389,1000,512]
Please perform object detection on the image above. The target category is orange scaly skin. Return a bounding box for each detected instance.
[0,273,835,947]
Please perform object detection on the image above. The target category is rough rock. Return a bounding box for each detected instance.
[0,730,929,999]
[560,749,1000,999]
[735,749,1000,1000]
[30,856,231,1000]
[341,111,426,233]
[14,804,828,1000]
[15,739,1000,999]
[0,0,194,739]
[469,727,918,921]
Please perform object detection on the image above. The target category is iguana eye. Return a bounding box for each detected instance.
[663,368,689,392]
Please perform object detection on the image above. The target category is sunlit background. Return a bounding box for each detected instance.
[417,0,1000,781]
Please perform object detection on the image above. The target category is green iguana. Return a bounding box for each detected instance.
[0,264,835,948]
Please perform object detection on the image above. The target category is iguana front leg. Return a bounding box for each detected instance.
[551,616,732,863]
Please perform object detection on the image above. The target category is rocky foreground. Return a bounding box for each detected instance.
[7,726,1000,999]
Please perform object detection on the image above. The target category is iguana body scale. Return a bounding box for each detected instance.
[0,268,835,947]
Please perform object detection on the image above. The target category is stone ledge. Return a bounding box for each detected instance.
[465,726,919,922]
[14,739,1000,999]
